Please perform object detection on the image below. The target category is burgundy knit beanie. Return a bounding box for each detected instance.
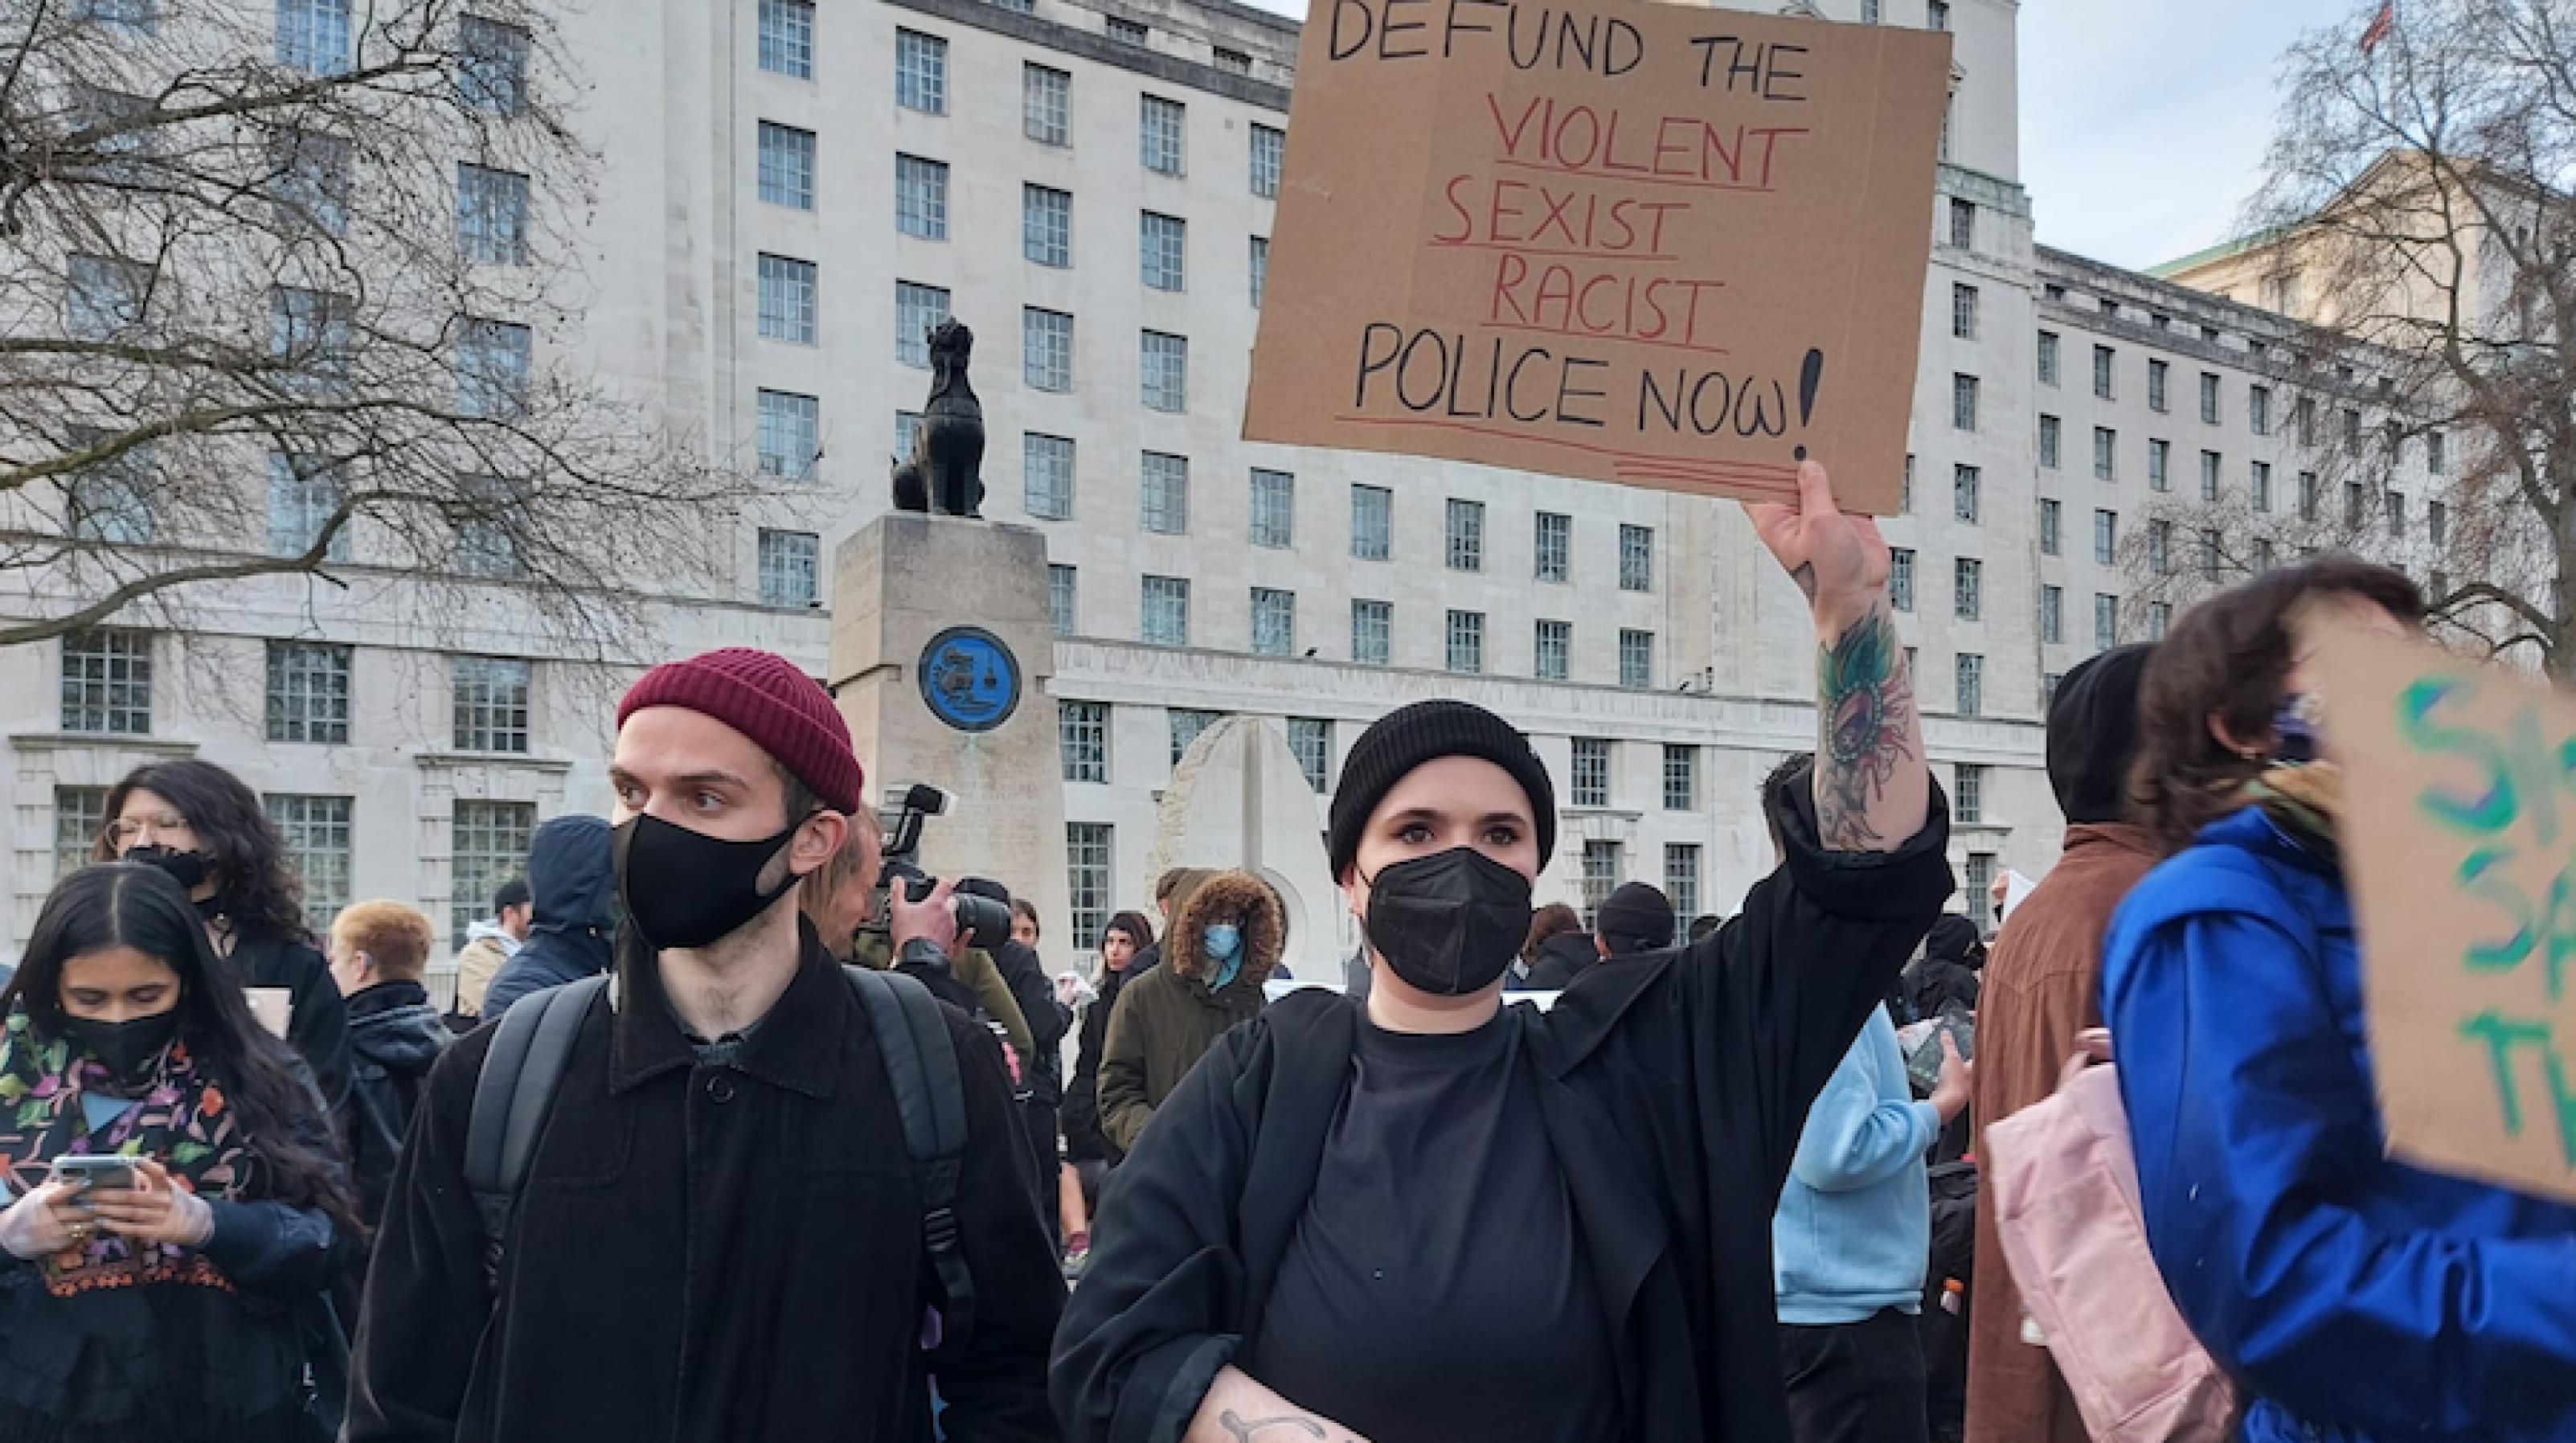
[616,649,865,814]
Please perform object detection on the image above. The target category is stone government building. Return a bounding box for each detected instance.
[0,0,2446,982]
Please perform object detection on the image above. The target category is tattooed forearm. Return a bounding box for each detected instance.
[1220,1412,1335,1442]
[1815,602,1919,852]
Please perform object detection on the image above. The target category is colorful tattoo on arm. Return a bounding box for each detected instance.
[1816,605,1915,851]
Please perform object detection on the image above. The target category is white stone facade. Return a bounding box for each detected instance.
[5,0,2431,979]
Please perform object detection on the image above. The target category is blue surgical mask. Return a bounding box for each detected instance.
[1205,923,1244,990]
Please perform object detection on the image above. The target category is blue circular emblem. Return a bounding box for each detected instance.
[919,627,1021,733]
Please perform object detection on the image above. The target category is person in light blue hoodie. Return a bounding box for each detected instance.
[1772,994,1969,1443]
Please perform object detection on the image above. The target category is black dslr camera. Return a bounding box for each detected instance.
[875,783,1014,951]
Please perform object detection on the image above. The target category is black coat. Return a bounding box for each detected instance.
[348,927,1064,1442]
[1523,929,1599,990]
[992,939,1067,1110]
[1051,785,1953,1443]
[342,978,453,1228]
[1064,949,1155,1167]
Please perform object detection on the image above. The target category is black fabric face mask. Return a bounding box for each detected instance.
[612,812,806,952]
[1363,847,1534,996]
[63,1008,181,1086]
[123,844,209,893]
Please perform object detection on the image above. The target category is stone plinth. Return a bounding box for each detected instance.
[829,514,1071,962]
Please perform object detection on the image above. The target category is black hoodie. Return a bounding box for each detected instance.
[481,815,617,1019]
[344,978,453,1227]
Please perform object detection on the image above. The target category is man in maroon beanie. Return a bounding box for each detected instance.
[350,647,1063,1442]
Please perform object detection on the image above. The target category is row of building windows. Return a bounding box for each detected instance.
[1119,576,1667,682]
[55,630,535,752]
[2033,329,2447,470]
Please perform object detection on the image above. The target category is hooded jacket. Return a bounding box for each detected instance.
[481,817,616,1020]
[2103,806,2576,1443]
[1898,915,1984,1025]
[449,921,517,1022]
[343,978,454,1228]
[1097,873,1282,1156]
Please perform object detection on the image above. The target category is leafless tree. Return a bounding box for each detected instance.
[2136,0,2576,670]
[0,0,770,654]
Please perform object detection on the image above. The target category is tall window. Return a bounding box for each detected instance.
[2149,601,2173,639]
[54,787,106,882]
[1446,610,1484,674]
[270,285,353,392]
[64,432,154,544]
[1949,196,1974,249]
[1023,308,1073,391]
[66,254,151,338]
[1140,211,1187,290]
[1579,840,1621,927]
[1955,465,1980,523]
[266,453,350,560]
[2095,345,2116,400]
[1251,123,1284,197]
[1141,330,1188,411]
[459,16,529,113]
[894,281,948,366]
[1952,374,1979,432]
[1956,654,1984,717]
[1952,283,1979,340]
[1890,548,1914,612]
[2040,584,2063,644]
[895,30,948,114]
[1024,64,1072,144]
[2430,430,2448,474]
[2252,461,2273,512]
[2300,471,2320,521]
[264,794,352,936]
[1966,852,1997,931]
[2250,384,2272,436]
[264,641,350,744]
[1250,236,1268,308]
[2386,492,2406,539]
[2095,592,2120,649]
[2256,539,2276,572]
[1663,744,1698,811]
[1620,524,1653,592]
[1250,469,1294,548]
[2093,509,2117,564]
[1251,588,1296,656]
[2343,408,2363,453]
[756,528,820,606]
[449,800,534,947]
[1288,719,1333,793]
[2093,427,2116,482]
[1954,558,1981,620]
[2431,500,2450,547]
[1351,485,1391,560]
[61,629,149,734]
[2148,438,2170,492]
[1445,498,1484,572]
[758,254,817,343]
[1352,599,1391,664]
[270,128,350,236]
[2148,519,2171,574]
[2039,415,2061,469]
[2201,449,2222,500]
[759,0,815,77]
[895,154,949,240]
[1619,629,1653,689]
[2037,330,2060,386]
[756,390,819,481]
[1141,95,1186,174]
[276,0,351,73]
[1956,764,1987,825]
[1024,185,1071,266]
[2038,498,2061,555]
[453,655,531,752]
[2202,527,2224,577]
[1571,740,1611,808]
[757,123,815,210]
[1534,511,1571,582]
[1534,619,1571,681]
[1067,822,1113,949]
[455,318,530,420]
[1141,576,1190,646]
[1665,845,1702,939]
[2199,371,2222,425]
[1025,434,1075,520]
[1141,452,1190,535]
[2296,396,2318,446]
[1169,709,1223,765]
[2345,478,2365,528]
[1060,700,1109,783]
[1928,0,1950,29]
[1049,564,1078,636]
[453,474,522,577]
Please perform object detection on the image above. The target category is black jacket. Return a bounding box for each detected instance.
[1064,948,1153,1167]
[342,978,453,1228]
[1523,929,1599,990]
[992,939,1067,1111]
[227,928,354,1120]
[481,817,615,1020]
[348,925,1063,1443]
[1052,785,1953,1443]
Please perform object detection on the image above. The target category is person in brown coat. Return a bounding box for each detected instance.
[1962,643,2156,1443]
[1096,869,1282,1154]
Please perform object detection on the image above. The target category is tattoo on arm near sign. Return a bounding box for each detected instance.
[1816,601,1917,851]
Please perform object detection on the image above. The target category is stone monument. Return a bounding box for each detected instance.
[833,316,1071,955]
[1143,716,1343,978]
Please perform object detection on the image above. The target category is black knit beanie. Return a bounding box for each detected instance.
[1328,699,1557,879]
[1596,882,1674,950]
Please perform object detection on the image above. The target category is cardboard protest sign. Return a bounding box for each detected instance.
[2316,617,2576,1202]
[1243,0,1951,512]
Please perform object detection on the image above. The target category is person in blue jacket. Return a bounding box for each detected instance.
[479,814,616,1020]
[2103,557,2576,1443]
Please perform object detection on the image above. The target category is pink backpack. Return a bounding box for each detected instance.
[1982,1037,2240,1443]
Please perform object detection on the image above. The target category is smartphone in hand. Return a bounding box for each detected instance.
[50,1155,141,1191]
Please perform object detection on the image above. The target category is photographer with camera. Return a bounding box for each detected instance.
[350,649,1060,1443]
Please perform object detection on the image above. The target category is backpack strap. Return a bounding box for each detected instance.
[842,965,973,1351]
[464,974,607,1296]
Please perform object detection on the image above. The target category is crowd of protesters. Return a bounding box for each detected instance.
[5,457,2575,1443]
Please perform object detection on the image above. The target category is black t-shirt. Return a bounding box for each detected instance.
[1238,1010,1620,1443]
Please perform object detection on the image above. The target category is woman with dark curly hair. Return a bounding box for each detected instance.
[94,759,353,1121]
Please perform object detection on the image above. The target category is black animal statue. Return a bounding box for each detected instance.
[891,318,985,518]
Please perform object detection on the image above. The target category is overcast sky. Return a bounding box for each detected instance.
[1232,0,2366,273]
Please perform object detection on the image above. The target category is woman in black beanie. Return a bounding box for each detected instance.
[1055,461,1956,1443]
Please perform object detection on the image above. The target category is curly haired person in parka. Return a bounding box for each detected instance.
[1096,870,1284,1155]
